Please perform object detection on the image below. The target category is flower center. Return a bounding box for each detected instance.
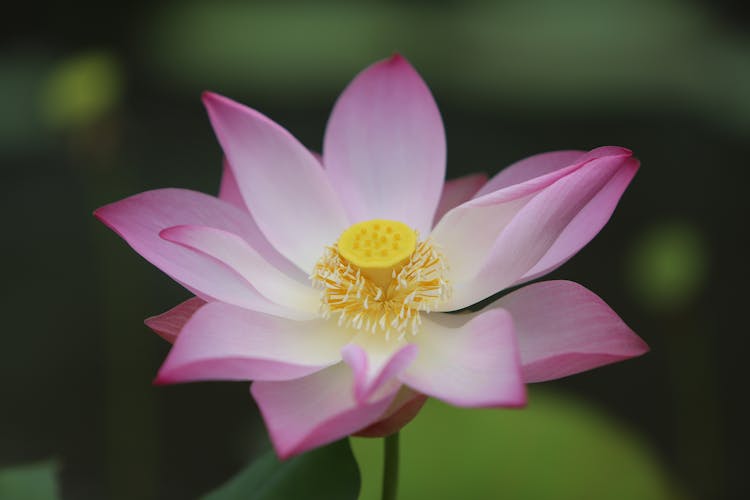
[311,219,450,340]
[337,219,417,287]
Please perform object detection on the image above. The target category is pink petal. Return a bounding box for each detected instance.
[475,150,585,197]
[519,157,639,283]
[490,280,649,382]
[144,297,206,343]
[160,225,318,317]
[203,92,349,272]
[155,302,349,384]
[341,340,418,404]
[217,159,308,282]
[432,173,488,226]
[434,149,633,310]
[429,281,648,384]
[220,154,322,206]
[474,146,631,201]
[399,309,526,408]
[323,54,446,236]
[252,362,399,459]
[476,147,639,285]
[95,189,299,315]
[430,159,588,302]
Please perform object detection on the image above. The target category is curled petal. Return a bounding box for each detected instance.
[433,148,634,310]
[431,158,588,301]
[323,54,446,236]
[203,92,349,273]
[95,189,299,316]
[155,302,349,384]
[518,157,639,283]
[432,173,488,226]
[252,363,399,459]
[400,309,526,408]
[475,150,585,196]
[473,146,638,284]
[160,225,319,316]
[144,297,206,343]
[489,281,649,382]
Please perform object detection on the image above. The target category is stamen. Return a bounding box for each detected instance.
[311,219,451,339]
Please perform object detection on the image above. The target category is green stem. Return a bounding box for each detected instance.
[382,432,400,500]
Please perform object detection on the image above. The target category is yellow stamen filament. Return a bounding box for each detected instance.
[311,219,450,340]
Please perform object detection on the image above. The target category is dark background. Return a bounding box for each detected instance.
[1,0,747,498]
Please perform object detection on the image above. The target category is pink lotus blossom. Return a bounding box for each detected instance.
[95,54,648,459]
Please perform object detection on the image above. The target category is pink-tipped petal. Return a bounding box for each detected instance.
[252,362,400,459]
[95,188,300,315]
[435,150,633,310]
[475,147,638,286]
[341,341,418,404]
[203,92,349,273]
[475,150,585,197]
[517,157,639,283]
[323,54,446,235]
[155,302,349,384]
[430,159,587,303]
[432,173,488,226]
[399,309,526,408]
[160,225,319,316]
[145,297,206,343]
[491,281,649,382]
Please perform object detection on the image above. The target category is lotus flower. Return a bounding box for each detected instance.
[95,54,648,459]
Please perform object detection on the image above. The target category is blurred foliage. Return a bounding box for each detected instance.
[1,0,746,498]
[143,0,750,131]
[0,53,50,154]
[0,461,60,500]
[353,390,681,500]
[203,440,359,500]
[39,51,122,131]
[626,222,708,312]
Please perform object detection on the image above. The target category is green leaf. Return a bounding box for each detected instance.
[0,461,60,500]
[203,439,360,500]
[353,388,684,500]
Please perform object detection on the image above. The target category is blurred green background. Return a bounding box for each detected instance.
[1,0,747,498]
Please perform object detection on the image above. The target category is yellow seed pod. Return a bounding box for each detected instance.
[337,219,417,286]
